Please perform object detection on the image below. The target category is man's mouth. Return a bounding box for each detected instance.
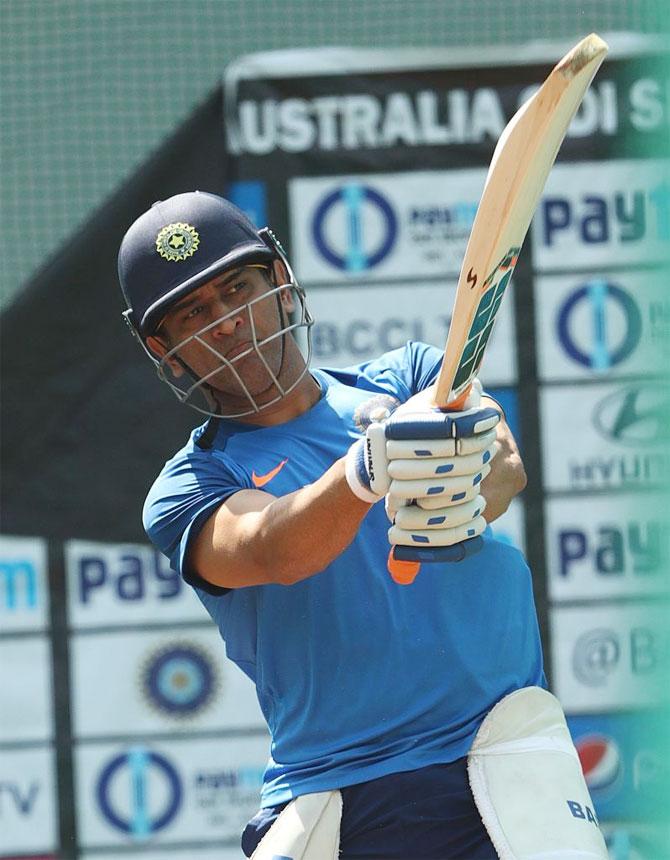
[225,342,254,362]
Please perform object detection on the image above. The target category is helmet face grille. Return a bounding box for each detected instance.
[120,193,314,419]
[154,280,314,419]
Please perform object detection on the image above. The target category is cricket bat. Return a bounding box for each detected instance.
[388,33,609,585]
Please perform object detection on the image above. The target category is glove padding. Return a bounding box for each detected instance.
[388,494,488,549]
[344,380,500,519]
[384,402,500,552]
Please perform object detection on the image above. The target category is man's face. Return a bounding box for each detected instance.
[147,263,297,407]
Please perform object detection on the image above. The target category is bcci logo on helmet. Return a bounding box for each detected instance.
[155,222,200,262]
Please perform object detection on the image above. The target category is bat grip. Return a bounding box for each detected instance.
[387,536,485,585]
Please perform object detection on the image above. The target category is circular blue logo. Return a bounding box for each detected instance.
[97,748,182,837]
[312,184,397,272]
[141,642,218,718]
[557,281,642,370]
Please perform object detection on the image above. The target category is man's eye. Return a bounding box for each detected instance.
[226,281,247,296]
[185,305,203,320]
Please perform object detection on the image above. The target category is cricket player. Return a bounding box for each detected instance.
[118,191,607,859]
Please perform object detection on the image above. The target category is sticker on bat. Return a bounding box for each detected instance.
[452,245,520,392]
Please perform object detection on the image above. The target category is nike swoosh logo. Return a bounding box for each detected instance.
[252,458,289,488]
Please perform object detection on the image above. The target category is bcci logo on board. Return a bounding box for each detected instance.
[139,641,219,720]
[311,183,398,272]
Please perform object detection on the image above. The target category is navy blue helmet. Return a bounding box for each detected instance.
[119,191,278,338]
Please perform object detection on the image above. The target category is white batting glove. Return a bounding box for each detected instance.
[383,395,500,550]
[344,421,391,503]
[387,494,488,549]
[344,379,500,512]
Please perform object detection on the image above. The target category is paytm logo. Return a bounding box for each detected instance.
[558,521,669,579]
[76,551,180,605]
[67,541,208,627]
[541,181,670,249]
[0,559,38,612]
[532,161,670,271]
[311,183,398,272]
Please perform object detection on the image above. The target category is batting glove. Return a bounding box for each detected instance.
[344,380,499,505]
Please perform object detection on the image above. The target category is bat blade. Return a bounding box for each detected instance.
[434,33,608,409]
[387,34,608,583]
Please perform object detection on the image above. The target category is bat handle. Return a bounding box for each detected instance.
[387,537,485,585]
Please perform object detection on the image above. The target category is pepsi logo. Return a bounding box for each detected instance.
[575,733,622,792]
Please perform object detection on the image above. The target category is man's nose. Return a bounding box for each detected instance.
[211,306,244,337]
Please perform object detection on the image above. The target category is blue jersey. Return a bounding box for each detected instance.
[144,342,545,807]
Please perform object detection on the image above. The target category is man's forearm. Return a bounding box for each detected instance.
[480,419,526,522]
[242,459,374,585]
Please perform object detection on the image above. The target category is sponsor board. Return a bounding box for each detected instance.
[225,179,267,228]
[75,735,269,848]
[602,822,670,860]
[568,711,667,822]
[66,540,210,629]
[0,536,49,633]
[534,271,669,381]
[532,158,670,271]
[308,280,516,385]
[550,602,669,711]
[80,851,242,860]
[546,493,670,602]
[289,169,486,282]
[225,48,669,159]
[0,748,57,855]
[539,382,670,492]
[70,628,265,737]
[0,637,53,743]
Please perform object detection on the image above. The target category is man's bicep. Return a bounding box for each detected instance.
[189,488,278,589]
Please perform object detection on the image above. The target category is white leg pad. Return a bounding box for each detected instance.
[250,790,342,860]
[467,687,609,860]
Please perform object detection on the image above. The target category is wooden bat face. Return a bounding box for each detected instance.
[433,33,609,411]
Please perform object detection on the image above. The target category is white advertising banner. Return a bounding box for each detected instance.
[71,627,264,738]
[0,535,49,633]
[539,382,670,492]
[289,169,487,283]
[550,602,669,711]
[0,636,53,743]
[75,735,270,849]
[546,492,670,602]
[534,270,669,382]
[82,850,243,860]
[308,280,517,385]
[531,158,670,271]
[0,747,57,855]
[66,540,211,629]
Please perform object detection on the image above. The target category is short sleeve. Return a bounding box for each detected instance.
[321,342,444,401]
[143,450,246,589]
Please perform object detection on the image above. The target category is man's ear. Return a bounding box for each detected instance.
[273,260,296,312]
[146,335,184,377]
